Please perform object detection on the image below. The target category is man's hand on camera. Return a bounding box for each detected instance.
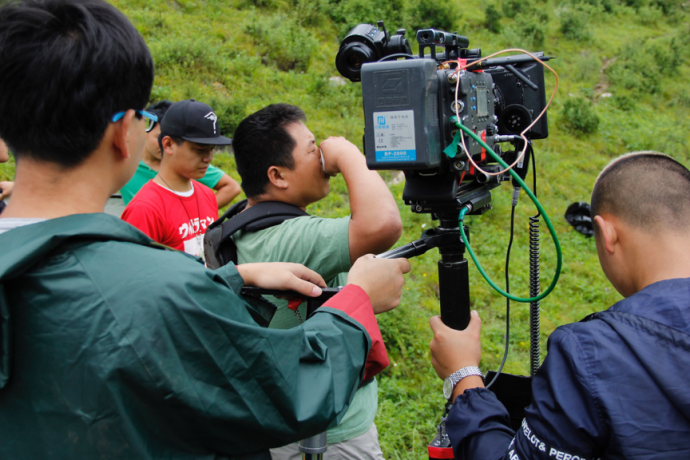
[429,311,482,379]
[0,181,14,200]
[237,263,327,297]
[319,137,363,176]
[347,255,411,314]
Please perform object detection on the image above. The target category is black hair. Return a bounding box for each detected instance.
[233,103,306,198]
[146,100,173,129]
[0,0,154,168]
[591,152,690,232]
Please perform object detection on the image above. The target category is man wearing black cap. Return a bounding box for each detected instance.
[119,100,241,207]
[122,99,233,258]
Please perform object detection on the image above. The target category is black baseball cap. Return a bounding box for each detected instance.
[159,99,232,145]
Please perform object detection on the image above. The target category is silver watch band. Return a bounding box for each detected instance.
[450,366,483,384]
[444,366,483,399]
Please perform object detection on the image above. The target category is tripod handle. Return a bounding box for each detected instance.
[376,239,432,259]
[438,259,471,330]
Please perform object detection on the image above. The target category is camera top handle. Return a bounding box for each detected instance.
[416,28,477,62]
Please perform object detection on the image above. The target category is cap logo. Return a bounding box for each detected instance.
[204,111,218,134]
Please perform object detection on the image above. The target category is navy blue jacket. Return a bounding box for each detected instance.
[447,278,690,460]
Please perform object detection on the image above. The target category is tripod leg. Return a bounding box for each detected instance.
[300,432,327,460]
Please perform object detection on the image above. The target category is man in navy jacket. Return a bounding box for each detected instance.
[429,151,690,460]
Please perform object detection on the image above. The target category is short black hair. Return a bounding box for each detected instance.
[233,104,306,198]
[146,100,173,129]
[591,152,690,232]
[0,0,154,168]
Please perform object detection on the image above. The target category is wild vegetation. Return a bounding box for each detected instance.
[1,0,689,457]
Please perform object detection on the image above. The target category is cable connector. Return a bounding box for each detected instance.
[511,187,521,207]
[459,205,472,222]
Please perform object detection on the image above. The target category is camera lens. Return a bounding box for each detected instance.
[335,43,376,82]
[347,53,364,70]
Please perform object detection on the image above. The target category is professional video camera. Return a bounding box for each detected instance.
[336,21,550,215]
[335,21,563,460]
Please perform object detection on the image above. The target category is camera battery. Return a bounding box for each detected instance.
[361,59,441,170]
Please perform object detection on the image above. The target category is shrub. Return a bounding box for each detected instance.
[573,53,602,83]
[611,94,636,111]
[207,97,248,139]
[518,22,545,47]
[624,0,645,9]
[484,4,503,34]
[651,0,677,14]
[562,97,600,134]
[569,0,615,11]
[244,14,318,71]
[325,0,405,39]
[406,0,459,32]
[607,34,687,95]
[290,0,327,26]
[239,0,278,8]
[502,0,533,17]
[151,37,218,72]
[674,90,690,109]
[560,11,591,41]
[637,4,664,25]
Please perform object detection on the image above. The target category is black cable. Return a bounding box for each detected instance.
[377,53,416,62]
[486,200,517,389]
[529,142,541,376]
[486,143,541,386]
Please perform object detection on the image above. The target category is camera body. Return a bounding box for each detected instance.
[336,22,550,214]
[361,58,495,171]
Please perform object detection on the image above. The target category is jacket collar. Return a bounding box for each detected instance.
[608,277,690,333]
[0,213,155,282]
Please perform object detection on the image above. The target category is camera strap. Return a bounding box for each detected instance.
[204,199,308,269]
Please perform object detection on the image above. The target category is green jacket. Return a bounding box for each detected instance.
[0,214,383,459]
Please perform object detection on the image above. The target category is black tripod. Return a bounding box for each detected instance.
[378,213,472,330]
[377,211,476,458]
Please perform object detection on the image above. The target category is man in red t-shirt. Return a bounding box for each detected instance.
[122,99,233,258]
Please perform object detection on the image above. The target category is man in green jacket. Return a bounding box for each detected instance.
[0,1,410,459]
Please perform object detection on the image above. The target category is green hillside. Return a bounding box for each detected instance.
[2,0,689,457]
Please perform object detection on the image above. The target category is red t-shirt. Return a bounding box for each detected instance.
[122,180,218,256]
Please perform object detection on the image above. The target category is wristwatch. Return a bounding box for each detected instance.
[443,366,483,400]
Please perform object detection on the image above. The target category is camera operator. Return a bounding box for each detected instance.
[119,100,242,207]
[430,152,690,459]
[224,103,403,459]
[0,1,410,459]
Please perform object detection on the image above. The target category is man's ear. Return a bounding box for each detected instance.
[594,215,618,254]
[111,109,137,160]
[267,165,289,190]
[161,136,175,158]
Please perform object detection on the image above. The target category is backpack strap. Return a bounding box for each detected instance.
[204,199,308,269]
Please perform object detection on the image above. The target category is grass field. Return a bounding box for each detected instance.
[1,0,689,457]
